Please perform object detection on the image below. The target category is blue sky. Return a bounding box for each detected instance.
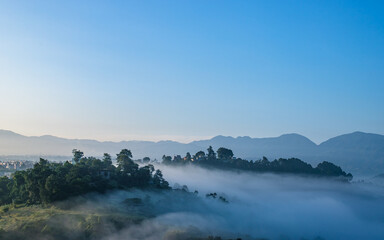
[0,1,383,143]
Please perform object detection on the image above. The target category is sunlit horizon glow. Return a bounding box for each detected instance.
[1,1,383,144]
[1,129,216,144]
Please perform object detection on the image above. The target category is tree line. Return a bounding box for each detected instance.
[0,149,169,206]
[162,146,353,181]
[0,146,354,206]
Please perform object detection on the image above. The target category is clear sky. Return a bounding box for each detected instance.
[0,1,383,143]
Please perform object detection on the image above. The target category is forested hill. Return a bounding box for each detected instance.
[0,149,169,206]
[161,147,353,181]
[0,146,353,207]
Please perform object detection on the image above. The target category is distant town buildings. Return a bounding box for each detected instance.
[0,160,34,176]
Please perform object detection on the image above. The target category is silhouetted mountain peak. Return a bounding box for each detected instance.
[320,131,384,148]
[40,135,61,139]
[279,133,305,138]
[278,133,315,142]
[0,129,24,138]
[211,135,234,140]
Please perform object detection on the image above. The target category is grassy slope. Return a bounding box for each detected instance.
[0,192,260,240]
[0,204,145,240]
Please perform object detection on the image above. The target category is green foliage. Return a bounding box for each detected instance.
[194,151,206,161]
[152,169,169,189]
[184,152,192,162]
[142,157,151,163]
[102,153,112,167]
[0,204,145,240]
[162,155,172,165]
[207,146,216,161]
[167,147,353,181]
[316,161,353,181]
[217,147,234,160]
[0,177,11,205]
[72,149,84,164]
[116,149,135,173]
[1,149,169,206]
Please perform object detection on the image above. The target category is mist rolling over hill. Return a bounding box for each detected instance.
[156,164,384,240]
[1,0,384,239]
[2,160,384,240]
[1,130,383,176]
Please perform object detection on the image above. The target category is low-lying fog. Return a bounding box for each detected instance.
[149,165,384,240]
[77,165,384,240]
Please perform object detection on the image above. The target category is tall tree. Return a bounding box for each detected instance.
[153,169,169,189]
[184,152,192,162]
[72,149,84,164]
[102,153,113,167]
[207,146,216,161]
[162,155,172,165]
[116,149,137,174]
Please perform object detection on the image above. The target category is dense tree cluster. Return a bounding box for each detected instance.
[163,146,353,181]
[0,149,169,206]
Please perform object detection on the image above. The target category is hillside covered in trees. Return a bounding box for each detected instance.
[0,146,353,208]
[162,146,353,181]
[0,149,169,206]
[0,149,247,240]
[0,147,370,240]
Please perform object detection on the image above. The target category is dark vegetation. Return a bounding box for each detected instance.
[163,146,353,181]
[0,145,353,207]
[0,149,169,206]
[206,192,229,203]
[0,146,352,240]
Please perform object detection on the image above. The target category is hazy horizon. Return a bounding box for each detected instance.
[1,128,382,145]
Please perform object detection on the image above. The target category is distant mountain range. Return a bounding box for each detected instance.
[0,129,383,176]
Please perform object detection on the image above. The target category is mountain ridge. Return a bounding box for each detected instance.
[3,129,382,145]
[0,129,383,175]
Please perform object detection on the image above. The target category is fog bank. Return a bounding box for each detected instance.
[152,164,384,240]
[24,165,383,240]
